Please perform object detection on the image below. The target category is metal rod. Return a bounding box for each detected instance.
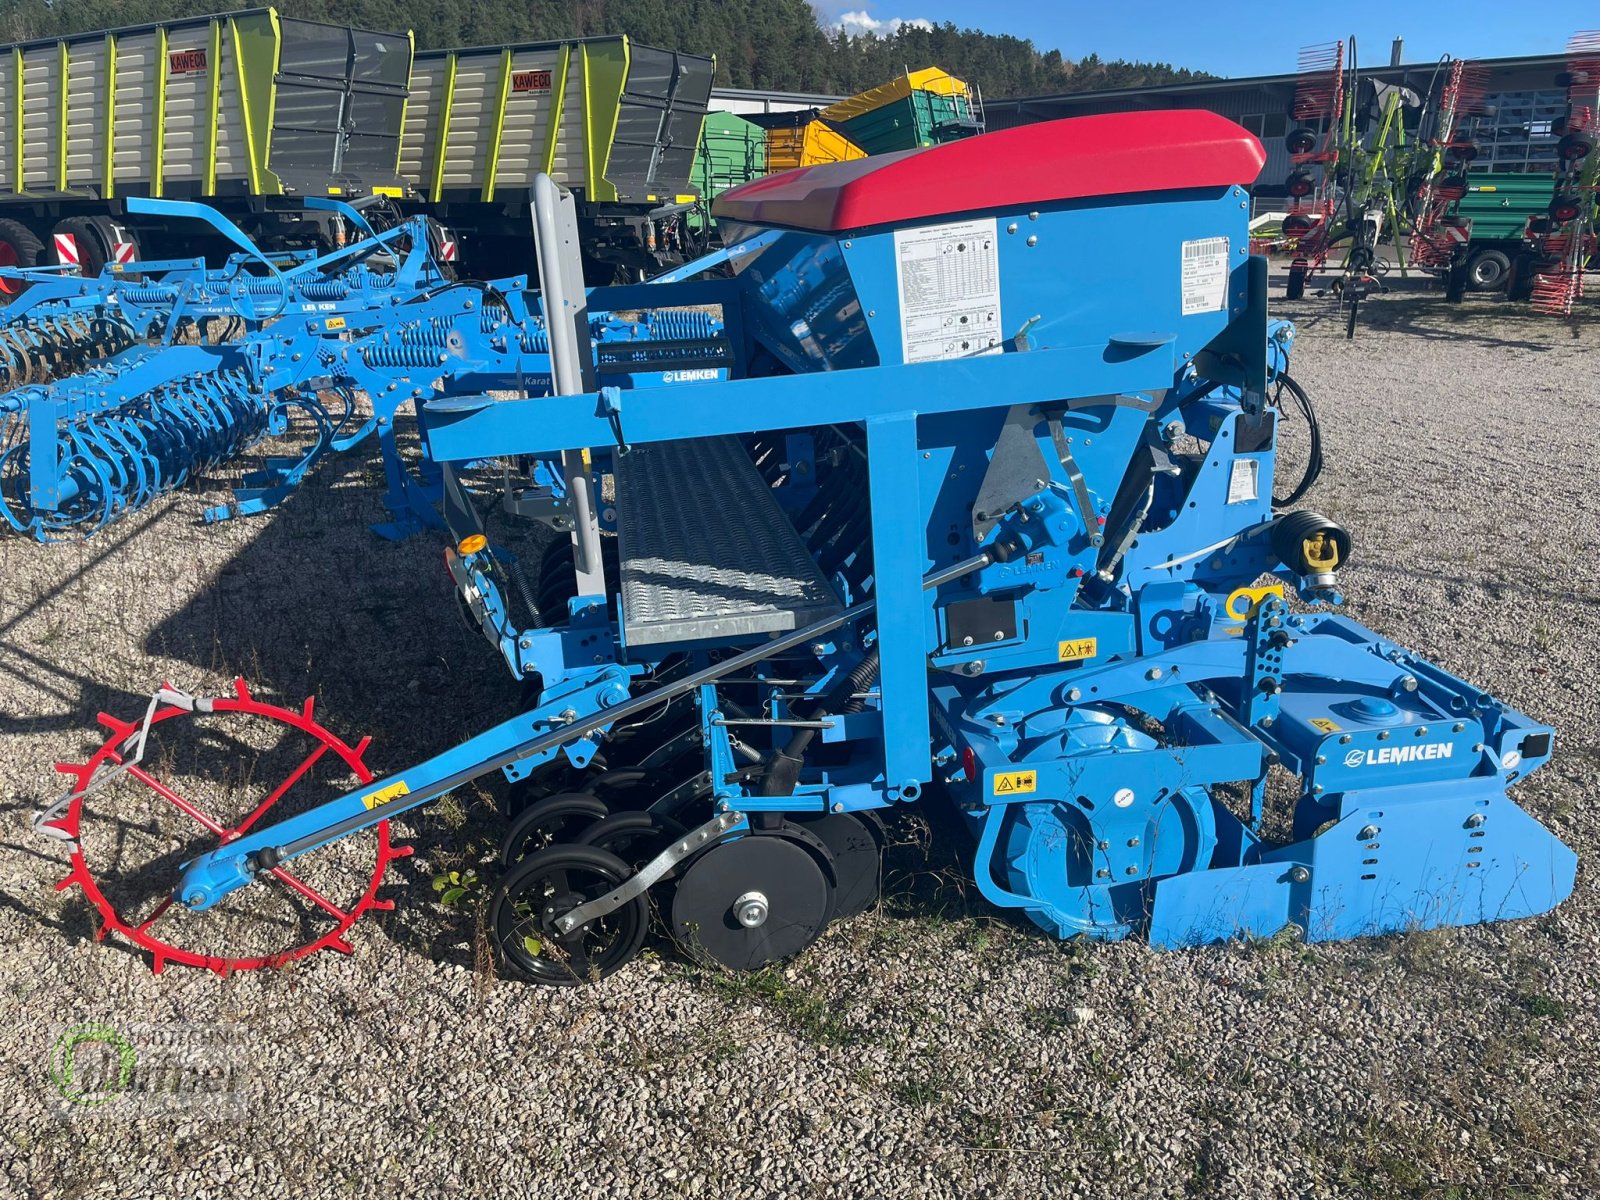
[274,550,993,860]
[713,718,837,728]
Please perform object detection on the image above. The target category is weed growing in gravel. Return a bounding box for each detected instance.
[1517,992,1566,1019]
[699,965,855,1046]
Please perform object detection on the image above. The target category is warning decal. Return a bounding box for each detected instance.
[1180,236,1230,315]
[1057,637,1098,662]
[992,770,1038,797]
[893,217,1003,363]
[1309,717,1342,734]
[361,780,410,811]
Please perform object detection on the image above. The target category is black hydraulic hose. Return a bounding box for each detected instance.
[760,648,881,797]
[1271,372,1323,506]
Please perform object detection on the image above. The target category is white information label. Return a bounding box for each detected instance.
[1227,458,1259,505]
[893,217,1003,363]
[1181,236,1230,315]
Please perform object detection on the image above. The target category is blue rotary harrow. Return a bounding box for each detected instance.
[34,111,1573,982]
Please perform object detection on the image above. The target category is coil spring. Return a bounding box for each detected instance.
[641,310,721,341]
[359,317,454,369]
[0,364,283,539]
[299,278,350,301]
[121,285,182,306]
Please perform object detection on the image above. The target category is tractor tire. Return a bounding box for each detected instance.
[1465,247,1512,293]
[0,217,44,301]
[1285,262,1307,301]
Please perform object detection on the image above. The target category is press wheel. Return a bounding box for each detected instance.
[499,791,608,867]
[671,835,834,971]
[490,845,647,986]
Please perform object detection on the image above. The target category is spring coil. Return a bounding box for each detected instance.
[359,317,453,369]
[643,310,720,341]
[120,285,182,307]
[298,278,349,301]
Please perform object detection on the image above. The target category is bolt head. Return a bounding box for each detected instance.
[1288,866,1311,884]
[1358,825,1380,840]
[1465,813,1485,828]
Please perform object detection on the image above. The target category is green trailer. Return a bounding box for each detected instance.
[691,112,766,229]
[1452,171,1556,291]
[0,8,412,280]
[398,36,714,281]
[819,68,981,156]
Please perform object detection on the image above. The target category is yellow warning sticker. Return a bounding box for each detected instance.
[1058,637,1098,663]
[993,770,1038,796]
[325,316,347,331]
[1309,717,1342,734]
[361,780,410,811]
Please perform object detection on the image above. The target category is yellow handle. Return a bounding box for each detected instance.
[1225,583,1286,621]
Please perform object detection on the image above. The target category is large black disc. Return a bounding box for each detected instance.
[671,836,834,971]
[490,844,647,986]
[793,812,882,920]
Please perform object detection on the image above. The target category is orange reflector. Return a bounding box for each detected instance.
[457,534,488,555]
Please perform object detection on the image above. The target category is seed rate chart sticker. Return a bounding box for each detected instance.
[893,218,1003,363]
[1181,236,1230,315]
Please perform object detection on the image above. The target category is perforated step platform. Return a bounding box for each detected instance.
[614,436,841,648]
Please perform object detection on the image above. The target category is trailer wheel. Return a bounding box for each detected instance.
[1465,247,1512,292]
[1506,253,1537,302]
[0,218,44,298]
[49,216,130,279]
[1444,257,1470,302]
[1285,262,1307,301]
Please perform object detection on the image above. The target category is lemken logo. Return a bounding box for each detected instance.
[1343,743,1454,769]
[662,369,719,383]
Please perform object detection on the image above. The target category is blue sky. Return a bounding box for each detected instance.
[815,1,1597,77]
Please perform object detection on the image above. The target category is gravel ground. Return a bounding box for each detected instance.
[1,286,1597,1199]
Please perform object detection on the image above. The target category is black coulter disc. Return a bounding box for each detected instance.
[794,811,882,920]
[671,836,834,971]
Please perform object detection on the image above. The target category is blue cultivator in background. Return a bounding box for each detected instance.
[39,112,1574,982]
[0,196,732,540]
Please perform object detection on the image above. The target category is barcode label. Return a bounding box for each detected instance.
[1181,236,1230,314]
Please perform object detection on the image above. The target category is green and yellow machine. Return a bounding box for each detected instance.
[819,68,982,154]
[0,8,412,278]
[399,36,714,281]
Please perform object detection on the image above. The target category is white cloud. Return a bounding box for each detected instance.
[835,9,935,36]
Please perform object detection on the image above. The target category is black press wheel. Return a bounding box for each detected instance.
[671,835,835,971]
[793,811,884,920]
[491,844,648,986]
[577,810,689,871]
[499,791,609,867]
